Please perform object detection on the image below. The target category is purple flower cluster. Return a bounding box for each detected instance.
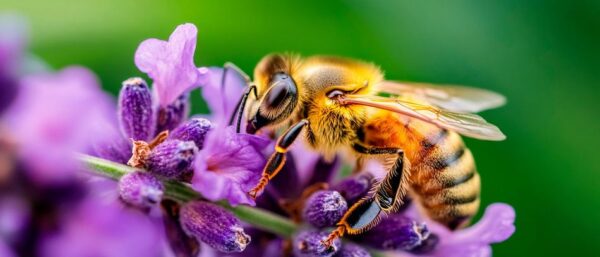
[0,18,516,257]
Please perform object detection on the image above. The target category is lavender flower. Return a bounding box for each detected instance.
[303,190,348,228]
[146,139,198,180]
[40,197,162,257]
[192,126,269,206]
[135,23,201,107]
[179,201,250,253]
[118,77,155,141]
[169,117,213,149]
[293,230,341,257]
[3,66,115,184]
[118,171,164,209]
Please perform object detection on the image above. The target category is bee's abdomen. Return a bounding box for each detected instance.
[411,130,481,230]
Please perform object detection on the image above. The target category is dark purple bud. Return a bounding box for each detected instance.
[168,118,212,149]
[408,233,439,254]
[156,93,189,133]
[118,77,156,141]
[179,201,250,253]
[161,199,201,257]
[293,230,341,257]
[357,214,429,251]
[118,171,164,208]
[333,173,373,205]
[303,190,348,228]
[93,136,131,164]
[146,140,197,180]
[333,243,371,257]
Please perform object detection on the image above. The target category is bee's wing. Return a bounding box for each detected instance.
[375,81,506,113]
[342,94,506,141]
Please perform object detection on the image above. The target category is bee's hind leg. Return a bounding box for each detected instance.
[323,146,409,247]
[248,119,310,199]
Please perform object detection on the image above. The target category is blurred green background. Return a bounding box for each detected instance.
[3,0,599,256]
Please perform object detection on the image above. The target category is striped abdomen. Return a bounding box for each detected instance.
[410,129,480,229]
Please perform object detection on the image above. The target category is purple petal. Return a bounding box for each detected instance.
[401,203,516,257]
[191,126,269,206]
[134,23,200,107]
[198,66,247,125]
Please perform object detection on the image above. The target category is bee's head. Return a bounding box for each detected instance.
[246,72,298,134]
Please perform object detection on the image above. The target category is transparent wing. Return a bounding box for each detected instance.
[342,94,506,141]
[375,81,506,113]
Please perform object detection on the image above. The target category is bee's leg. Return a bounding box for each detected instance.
[323,149,409,247]
[230,84,257,133]
[248,119,309,199]
[351,143,400,174]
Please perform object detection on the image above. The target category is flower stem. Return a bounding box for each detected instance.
[79,154,298,237]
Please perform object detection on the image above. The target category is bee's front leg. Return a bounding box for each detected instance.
[248,119,310,199]
[323,147,409,247]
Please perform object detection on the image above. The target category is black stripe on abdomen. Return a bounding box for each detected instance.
[429,147,465,170]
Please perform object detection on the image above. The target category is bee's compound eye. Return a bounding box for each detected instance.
[327,89,345,99]
[265,81,290,107]
[264,73,297,109]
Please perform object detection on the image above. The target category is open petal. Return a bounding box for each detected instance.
[397,203,516,257]
[192,126,269,206]
[198,66,247,125]
[134,23,200,107]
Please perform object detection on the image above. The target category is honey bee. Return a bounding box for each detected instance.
[227,54,506,246]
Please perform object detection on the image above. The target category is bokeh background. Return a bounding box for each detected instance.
[3,0,599,256]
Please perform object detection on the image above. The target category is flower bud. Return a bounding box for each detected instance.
[408,233,439,254]
[333,173,373,205]
[334,243,371,257]
[118,77,155,141]
[169,118,212,149]
[146,140,197,179]
[357,214,429,251]
[179,201,250,253]
[303,190,348,228]
[118,171,164,208]
[293,230,341,257]
[156,94,189,133]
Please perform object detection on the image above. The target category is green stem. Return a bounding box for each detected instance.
[78,154,298,237]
